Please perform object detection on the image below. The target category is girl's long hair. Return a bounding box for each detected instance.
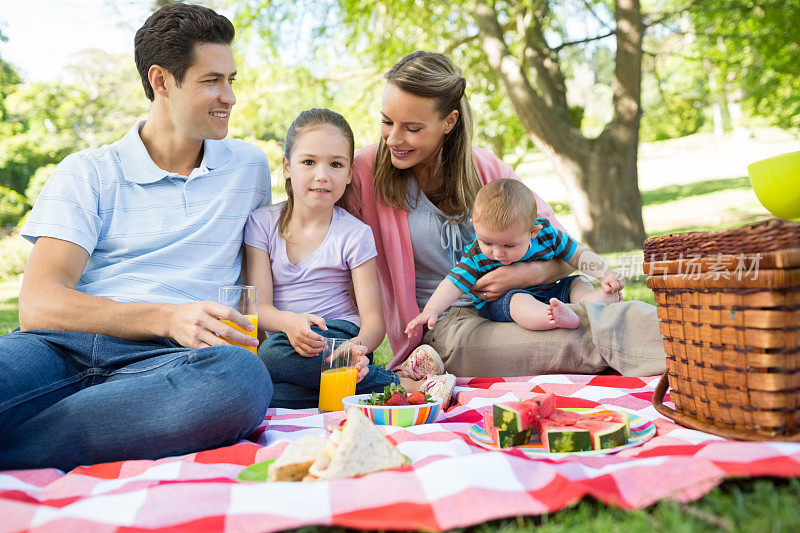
[279,108,356,239]
[374,51,480,222]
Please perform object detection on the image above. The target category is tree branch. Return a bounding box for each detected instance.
[642,0,701,28]
[519,0,568,111]
[445,21,516,56]
[471,0,581,157]
[580,0,615,31]
[552,30,616,53]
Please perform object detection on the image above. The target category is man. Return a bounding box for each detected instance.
[0,3,272,471]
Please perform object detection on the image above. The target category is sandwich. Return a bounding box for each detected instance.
[266,433,328,482]
[307,407,408,480]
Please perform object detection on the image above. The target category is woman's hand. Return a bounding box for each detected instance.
[472,260,573,301]
[471,263,526,301]
[284,313,327,357]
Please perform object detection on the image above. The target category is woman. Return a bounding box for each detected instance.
[352,51,666,378]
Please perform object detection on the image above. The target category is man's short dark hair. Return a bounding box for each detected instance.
[134,3,235,101]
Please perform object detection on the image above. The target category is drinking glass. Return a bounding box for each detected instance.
[318,338,358,411]
[218,285,259,354]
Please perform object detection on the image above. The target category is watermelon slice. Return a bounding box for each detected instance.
[545,409,581,425]
[537,409,631,452]
[581,410,630,438]
[538,419,593,452]
[579,420,629,449]
[493,392,556,432]
[484,408,532,448]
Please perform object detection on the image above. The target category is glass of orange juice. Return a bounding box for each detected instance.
[218,285,259,354]
[318,338,358,411]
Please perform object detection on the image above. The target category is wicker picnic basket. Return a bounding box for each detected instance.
[644,218,800,440]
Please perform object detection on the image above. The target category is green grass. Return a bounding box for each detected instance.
[640,176,752,206]
[551,176,753,216]
[646,216,773,238]
[0,276,20,334]
[471,478,800,533]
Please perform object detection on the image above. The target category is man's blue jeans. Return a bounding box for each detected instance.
[0,329,273,472]
[259,319,399,408]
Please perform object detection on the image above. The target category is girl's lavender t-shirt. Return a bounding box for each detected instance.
[244,203,377,330]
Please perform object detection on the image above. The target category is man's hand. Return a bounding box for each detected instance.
[284,313,327,357]
[166,301,258,349]
[405,309,440,336]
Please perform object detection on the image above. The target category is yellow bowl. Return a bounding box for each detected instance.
[747,151,800,220]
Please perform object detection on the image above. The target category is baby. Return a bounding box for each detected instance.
[406,178,624,334]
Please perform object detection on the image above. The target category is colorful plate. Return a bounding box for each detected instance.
[468,407,656,457]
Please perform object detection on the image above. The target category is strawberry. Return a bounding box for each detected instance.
[385,391,410,406]
[407,391,427,405]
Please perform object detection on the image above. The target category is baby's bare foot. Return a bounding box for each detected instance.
[545,298,580,329]
[580,289,623,304]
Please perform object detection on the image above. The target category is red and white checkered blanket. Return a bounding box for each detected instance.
[4,375,800,532]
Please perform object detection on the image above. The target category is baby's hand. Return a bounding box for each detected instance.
[405,309,439,337]
[600,272,625,294]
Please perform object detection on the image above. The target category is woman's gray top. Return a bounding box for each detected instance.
[406,179,475,312]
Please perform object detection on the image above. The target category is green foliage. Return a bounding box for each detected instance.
[25,164,56,207]
[639,29,709,141]
[641,93,706,142]
[0,234,29,281]
[230,0,534,158]
[0,50,147,194]
[689,0,800,131]
[0,59,21,121]
[0,186,28,229]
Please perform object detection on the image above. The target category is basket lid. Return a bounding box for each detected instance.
[644,219,800,261]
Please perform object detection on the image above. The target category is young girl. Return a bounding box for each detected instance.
[245,108,453,408]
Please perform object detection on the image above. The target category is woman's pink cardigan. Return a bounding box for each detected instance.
[352,144,563,370]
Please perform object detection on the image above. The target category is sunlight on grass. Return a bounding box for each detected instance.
[646,216,773,238]
[640,176,752,206]
[551,176,753,216]
[0,276,21,334]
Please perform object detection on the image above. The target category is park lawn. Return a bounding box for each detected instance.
[0,276,20,334]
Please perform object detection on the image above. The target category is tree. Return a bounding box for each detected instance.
[468,0,648,251]
[0,29,22,122]
[0,50,147,195]
[234,0,654,251]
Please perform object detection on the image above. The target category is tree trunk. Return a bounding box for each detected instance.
[472,0,647,252]
[553,133,648,252]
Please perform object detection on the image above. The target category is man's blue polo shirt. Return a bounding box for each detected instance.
[22,122,271,305]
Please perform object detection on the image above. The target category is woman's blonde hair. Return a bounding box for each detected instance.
[374,51,480,222]
[279,108,355,239]
[472,179,538,232]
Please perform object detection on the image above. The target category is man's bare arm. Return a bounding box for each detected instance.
[19,237,257,349]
